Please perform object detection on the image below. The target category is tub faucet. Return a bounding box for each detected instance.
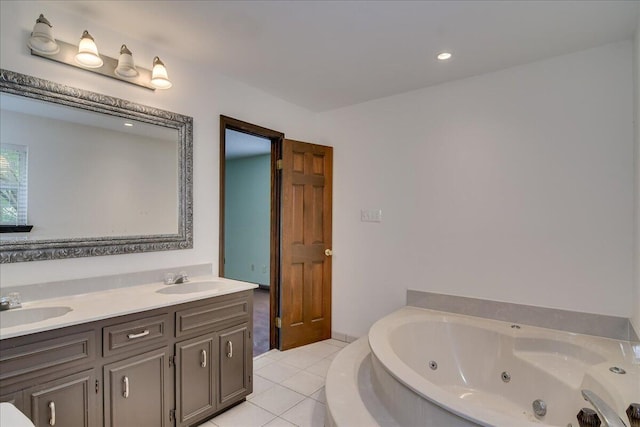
[581,390,627,427]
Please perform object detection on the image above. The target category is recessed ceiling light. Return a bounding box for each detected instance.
[124,122,133,127]
[437,52,452,61]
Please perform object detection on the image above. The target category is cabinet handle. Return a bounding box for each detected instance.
[123,376,129,398]
[48,401,55,426]
[201,349,207,368]
[127,329,150,339]
[226,341,233,358]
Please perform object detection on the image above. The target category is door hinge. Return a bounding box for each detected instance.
[169,409,175,423]
[275,317,282,328]
[169,355,175,368]
[276,159,283,170]
[95,379,100,394]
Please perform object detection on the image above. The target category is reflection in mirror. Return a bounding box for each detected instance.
[0,69,192,263]
[1,93,179,240]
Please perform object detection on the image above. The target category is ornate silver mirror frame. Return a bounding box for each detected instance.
[0,69,193,263]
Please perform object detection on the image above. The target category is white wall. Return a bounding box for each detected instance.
[318,41,635,337]
[0,1,317,286]
[633,15,640,336]
[1,1,636,341]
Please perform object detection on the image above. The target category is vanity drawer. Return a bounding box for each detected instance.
[0,331,95,382]
[103,314,169,357]
[176,294,250,338]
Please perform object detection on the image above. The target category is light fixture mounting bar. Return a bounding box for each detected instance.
[30,39,155,91]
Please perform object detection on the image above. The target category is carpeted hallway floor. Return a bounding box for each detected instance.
[253,288,270,356]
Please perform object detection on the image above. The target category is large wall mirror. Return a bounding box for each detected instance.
[0,69,193,263]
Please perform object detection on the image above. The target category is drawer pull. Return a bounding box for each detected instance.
[48,401,55,426]
[227,341,233,358]
[127,330,150,339]
[123,376,130,398]
[201,349,207,368]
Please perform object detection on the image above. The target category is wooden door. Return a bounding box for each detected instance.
[280,139,333,350]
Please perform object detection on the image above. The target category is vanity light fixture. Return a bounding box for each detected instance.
[150,57,172,89]
[437,52,453,61]
[27,14,59,55]
[123,122,133,127]
[26,14,171,91]
[114,44,139,78]
[75,30,103,68]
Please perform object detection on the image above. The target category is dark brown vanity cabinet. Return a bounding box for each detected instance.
[0,290,253,427]
[174,294,253,426]
[218,324,251,408]
[104,348,171,427]
[175,333,216,425]
[25,369,98,427]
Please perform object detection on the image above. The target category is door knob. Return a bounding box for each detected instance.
[325,249,333,257]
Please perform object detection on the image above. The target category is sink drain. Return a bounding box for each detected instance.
[501,371,511,383]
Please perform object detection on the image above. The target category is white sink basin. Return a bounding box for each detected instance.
[156,281,234,295]
[0,306,72,328]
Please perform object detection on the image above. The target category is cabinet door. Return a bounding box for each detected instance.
[25,369,97,427]
[104,349,169,427]
[218,324,251,407]
[176,333,216,426]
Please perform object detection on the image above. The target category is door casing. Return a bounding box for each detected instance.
[219,116,283,350]
[220,117,333,351]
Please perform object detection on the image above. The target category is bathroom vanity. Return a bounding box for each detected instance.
[0,278,255,427]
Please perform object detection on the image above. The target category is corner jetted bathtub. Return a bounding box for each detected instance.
[327,307,640,427]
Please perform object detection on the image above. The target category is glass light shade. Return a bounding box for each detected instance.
[27,14,59,54]
[114,44,139,78]
[150,56,172,89]
[75,30,103,68]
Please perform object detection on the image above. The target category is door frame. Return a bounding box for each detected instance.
[219,115,283,350]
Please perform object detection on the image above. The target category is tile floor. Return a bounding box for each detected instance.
[198,338,348,427]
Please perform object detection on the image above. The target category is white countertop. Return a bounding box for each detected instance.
[0,276,257,340]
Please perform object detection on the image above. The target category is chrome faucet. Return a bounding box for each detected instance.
[581,390,627,427]
[174,273,189,284]
[0,292,22,310]
[165,271,189,284]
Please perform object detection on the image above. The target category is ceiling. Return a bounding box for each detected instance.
[49,1,639,112]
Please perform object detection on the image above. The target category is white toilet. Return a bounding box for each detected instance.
[0,402,35,427]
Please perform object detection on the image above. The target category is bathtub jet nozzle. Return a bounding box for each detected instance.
[532,399,547,418]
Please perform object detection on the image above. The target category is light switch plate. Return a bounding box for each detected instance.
[361,209,382,222]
